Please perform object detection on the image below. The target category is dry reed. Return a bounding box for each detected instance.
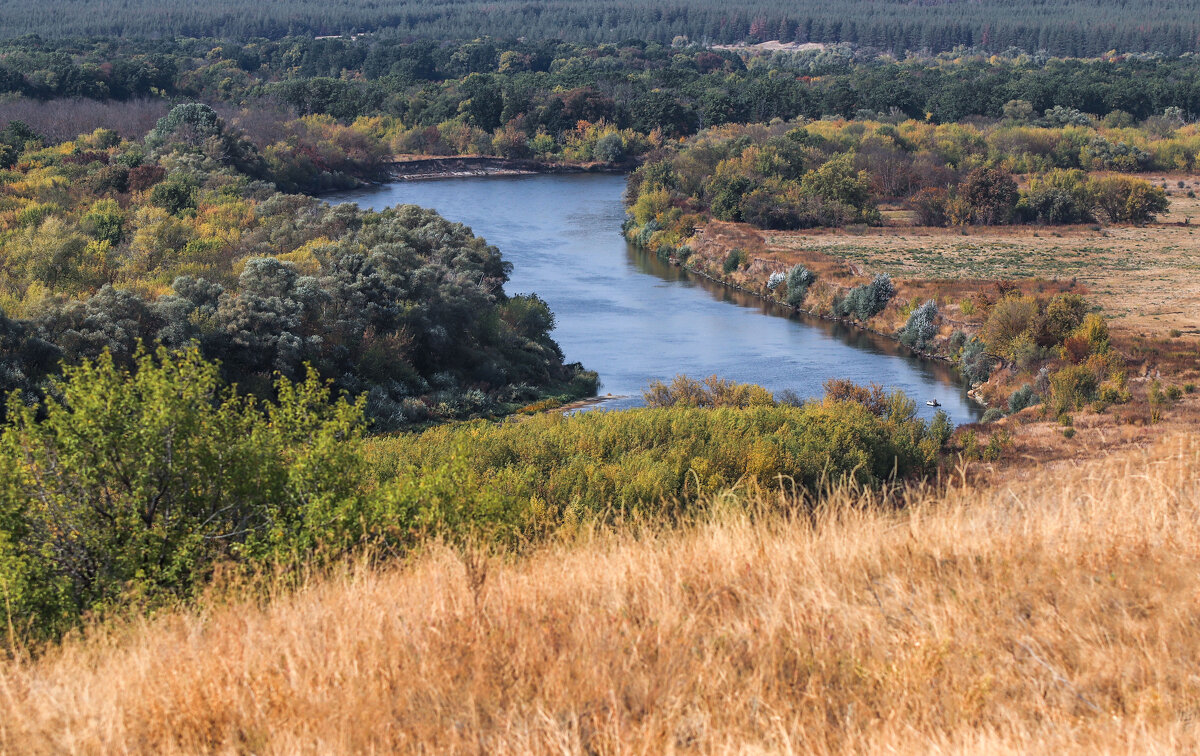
[2,434,1200,754]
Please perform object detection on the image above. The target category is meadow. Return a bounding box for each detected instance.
[2,427,1197,753]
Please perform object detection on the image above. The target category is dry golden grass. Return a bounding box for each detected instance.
[3,434,1200,754]
[760,181,1200,338]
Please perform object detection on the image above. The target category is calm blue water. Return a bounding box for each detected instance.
[329,173,981,422]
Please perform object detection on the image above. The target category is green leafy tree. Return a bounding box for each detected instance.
[0,347,365,641]
[1087,176,1169,223]
[799,153,876,221]
[961,166,1019,225]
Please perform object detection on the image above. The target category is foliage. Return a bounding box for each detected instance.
[1007,383,1040,413]
[899,299,938,350]
[834,274,895,321]
[1049,363,1100,414]
[785,264,816,306]
[981,292,1089,363]
[959,337,993,386]
[0,115,594,428]
[960,166,1019,225]
[3,1,1200,56]
[722,247,750,274]
[0,347,366,641]
[367,392,948,533]
[643,375,776,409]
[1086,175,1170,223]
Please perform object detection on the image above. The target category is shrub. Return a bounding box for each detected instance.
[1019,170,1093,224]
[785,264,816,306]
[799,153,877,223]
[908,187,949,226]
[980,294,1038,360]
[722,247,749,274]
[981,407,1004,423]
[959,337,993,385]
[0,347,366,641]
[1042,293,1088,344]
[126,163,166,191]
[593,133,625,164]
[149,178,196,215]
[899,299,938,350]
[960,166,1019,225]
[1007,383,1040,414]
[1008,331,1043,370]
[835,273,895,321]
[1049,364,1099,414]
[1086,175,1169,223]
[1070,313,1110,354]
[644,375,775,409]
[766,271,786,291]
[982,430,1012,461]
[367,396,946,531]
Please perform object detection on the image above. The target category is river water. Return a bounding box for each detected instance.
[329,173,981,422]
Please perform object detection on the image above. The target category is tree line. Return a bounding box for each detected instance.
[2,0,1200,55]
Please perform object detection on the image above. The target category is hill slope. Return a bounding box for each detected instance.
[3,432,1198,752]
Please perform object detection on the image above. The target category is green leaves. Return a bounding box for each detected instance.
[0,346,366,641]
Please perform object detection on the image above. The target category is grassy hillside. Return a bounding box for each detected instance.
[2,431,1197,752]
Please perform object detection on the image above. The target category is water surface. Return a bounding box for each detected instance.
[330,174,981,422]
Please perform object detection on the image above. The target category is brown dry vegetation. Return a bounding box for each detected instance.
[686,177,1200,342]
[3,432,1200,753]
[761,182,1200,338]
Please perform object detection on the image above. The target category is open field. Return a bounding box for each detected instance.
[758,179,1200,338]
[2,431,1199,753]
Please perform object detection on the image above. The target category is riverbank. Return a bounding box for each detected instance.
[640,215,1200,481]
[331,173,976,421]
[386,155,633,180]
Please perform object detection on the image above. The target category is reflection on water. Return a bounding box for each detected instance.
[328,173,982,423]
[629,246,970,389]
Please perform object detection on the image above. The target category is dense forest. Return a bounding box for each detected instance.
[4,37,1200,127]
[2,0,1200,55]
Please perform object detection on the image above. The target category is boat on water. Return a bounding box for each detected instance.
[926,399,941,407]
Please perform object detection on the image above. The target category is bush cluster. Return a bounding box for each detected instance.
[834,274,895,321]
[0,348,366,641]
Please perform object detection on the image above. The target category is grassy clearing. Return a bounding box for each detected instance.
[2,432,1198,753]
[760,182,1200,337]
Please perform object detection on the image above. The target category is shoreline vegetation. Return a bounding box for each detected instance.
[385,155,635,181]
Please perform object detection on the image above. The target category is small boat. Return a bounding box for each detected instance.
[926,399,941,407]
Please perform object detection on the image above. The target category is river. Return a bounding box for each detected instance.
[329,173,981,422]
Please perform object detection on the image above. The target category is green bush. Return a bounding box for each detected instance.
[722,247,750,274]
[1007,383,1040,414]
[834,273,895,321]
[0,347,366,641]
[785,264,816,306]
[1049,364,1099,414]
[367,396,947,534]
